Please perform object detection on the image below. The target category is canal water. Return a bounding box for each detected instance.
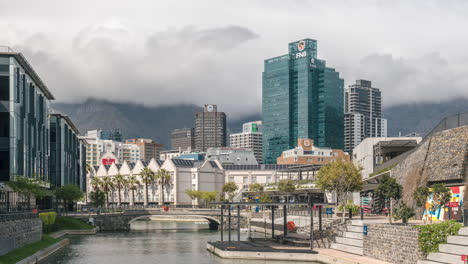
[43,220,316,264]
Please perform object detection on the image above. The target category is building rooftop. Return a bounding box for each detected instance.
[0,47,55,100]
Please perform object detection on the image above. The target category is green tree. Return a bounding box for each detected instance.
[126,175,140,206]
[140,167,156,206]
[54,184,84,213]
[222,182,239,202]
[90,177,102,191]
[413,186,430,218]
[316,159,363,222]
[100,176,114,208]
[89,190,106,211]
[249,183,264,192]
[429,183,452,223]
[201,191,218,207]
[393,203,415,224]
[278,179,295,202]
[113,174,126,207]
[156,169,172,205]
[375,175,402,223]
[7,175,51,210]
[185,189,202,207]
[259,194,272,203]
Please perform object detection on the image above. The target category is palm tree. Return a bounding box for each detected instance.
[90,177,102,192]
[140,167,156,207]
[156,169,172,205]
[113,174,126,207]
[101,176,114,208]
[127,175,140,206]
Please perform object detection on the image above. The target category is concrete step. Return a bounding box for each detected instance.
[330,242,363,255]
[348,220,363,226]
[417,260,446,264]
[439,243,468,255]
[335,237,363,247]
[427,252,464,264]
[347,225,363,233]
[343,231,363,240]
[447,235,468,245]
[458,227,468,236]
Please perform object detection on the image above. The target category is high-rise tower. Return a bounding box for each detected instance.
[344,80,387,153]
[194,104,227,152]
[262,39,344,164]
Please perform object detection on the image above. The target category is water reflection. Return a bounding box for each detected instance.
[42,220,315,264]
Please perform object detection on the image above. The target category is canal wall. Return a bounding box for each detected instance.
[363,224,424,264]
[0,217,42,256]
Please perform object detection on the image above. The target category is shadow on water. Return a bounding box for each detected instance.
[41,220,319,264]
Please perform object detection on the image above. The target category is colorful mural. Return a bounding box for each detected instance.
[423,186,464,221]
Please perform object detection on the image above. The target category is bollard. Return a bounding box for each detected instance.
[349,208,352,219]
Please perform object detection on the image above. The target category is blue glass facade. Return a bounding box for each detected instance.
[0,52,54,182]
[262,39,344,164]
[49,114,86,190]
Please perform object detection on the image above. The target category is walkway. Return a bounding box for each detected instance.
[207,239,391,264]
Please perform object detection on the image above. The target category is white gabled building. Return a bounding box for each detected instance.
[86,158,224,207]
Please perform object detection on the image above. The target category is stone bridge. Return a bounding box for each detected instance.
[77,209,246,232]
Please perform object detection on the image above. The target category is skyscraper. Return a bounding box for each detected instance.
[262,38,344,164]
[230,121,263,163]
[171,128,195,151]
[344,80,387,153]
[194,104,227,152]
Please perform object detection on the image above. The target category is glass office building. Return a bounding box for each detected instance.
[49,114,86,189]
[0,48,55,182]
[262,39,344,164]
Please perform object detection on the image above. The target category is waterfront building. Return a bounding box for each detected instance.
[87,158,224,206]
[0,47,55,183]
[171,128,194,151]
[49,114,86,189]
[353,136,422,179]
[262,38,344,164]
[344,80,387,154]
[194,104,227,152]
[277,138,349,165]
[230,121,263,163]
[206,147,258,165]
[125,138,164,163]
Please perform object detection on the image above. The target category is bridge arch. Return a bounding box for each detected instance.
[128,214,220,230]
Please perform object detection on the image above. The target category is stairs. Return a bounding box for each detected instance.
[418,227,468,264]
[330,220,364,255]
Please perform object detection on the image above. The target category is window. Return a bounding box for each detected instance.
[0,76,9,101]
[243,176,248,184]
[192,174,196,179]
[0,113,8,137]
[229,176,234,182]
[266,176,272,184]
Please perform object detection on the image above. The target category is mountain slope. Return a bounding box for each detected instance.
[52,98,261,149]
[52,97,468,150]
[383,98,468,136]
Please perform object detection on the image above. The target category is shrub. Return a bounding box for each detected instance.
[39,212,57,233]
[416,220,462,254]
[393,203,415,224]
[338,200,360,215]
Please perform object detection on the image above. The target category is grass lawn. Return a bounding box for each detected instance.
[0,235,62,264]
[46,216,94,234]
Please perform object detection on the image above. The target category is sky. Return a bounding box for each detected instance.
[1,0,468,117]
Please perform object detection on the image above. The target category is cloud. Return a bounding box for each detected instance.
[1,0,468,117]
[351,53,468,106]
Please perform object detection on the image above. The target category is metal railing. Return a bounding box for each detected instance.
[0,46,14,52]
[0,212,38,222]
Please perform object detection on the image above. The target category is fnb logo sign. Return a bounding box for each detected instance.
[295,51,307,59]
